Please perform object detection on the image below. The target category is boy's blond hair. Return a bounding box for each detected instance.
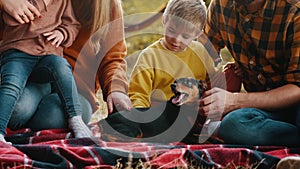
[163,0,207,30]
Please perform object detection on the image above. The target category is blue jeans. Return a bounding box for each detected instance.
[220,107,300,147]
[7,82,92,131]
[0,50,82,134]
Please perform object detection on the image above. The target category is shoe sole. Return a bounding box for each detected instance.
[276,156,300,169]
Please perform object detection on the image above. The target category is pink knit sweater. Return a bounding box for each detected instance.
[0,0,80,57]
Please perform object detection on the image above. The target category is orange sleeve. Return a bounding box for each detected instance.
[97,2,128,101]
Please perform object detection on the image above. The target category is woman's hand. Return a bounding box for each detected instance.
[106,92,132,114]
[1,0,41,24]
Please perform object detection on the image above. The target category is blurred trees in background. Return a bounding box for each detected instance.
[122,0,166,73]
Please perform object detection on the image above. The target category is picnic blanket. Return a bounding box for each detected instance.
[1,122,299,169]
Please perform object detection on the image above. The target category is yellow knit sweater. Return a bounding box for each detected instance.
[129,38,217,108]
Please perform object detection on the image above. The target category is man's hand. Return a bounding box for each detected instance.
[43,30,64,47]
[224,62,244,78]
[1,0,41,24]
[200,87,238,120]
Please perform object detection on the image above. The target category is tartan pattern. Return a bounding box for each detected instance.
[1,123,298,168]
[204,0,300,92]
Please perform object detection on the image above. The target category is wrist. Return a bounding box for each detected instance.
[234,92,247,110]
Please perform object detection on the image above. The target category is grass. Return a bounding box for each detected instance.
[111,153,267,169]
[90,90,108,123]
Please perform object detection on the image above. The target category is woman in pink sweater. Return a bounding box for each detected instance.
[0,0,131,139]
[0,0,96,143]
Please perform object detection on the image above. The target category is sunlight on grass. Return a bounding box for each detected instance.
[110,153,266,169]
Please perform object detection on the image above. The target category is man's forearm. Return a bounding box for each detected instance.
[236,84,300,111]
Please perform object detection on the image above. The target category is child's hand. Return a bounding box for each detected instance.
[43,30,64,47]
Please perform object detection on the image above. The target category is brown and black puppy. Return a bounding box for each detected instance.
[98,77,208,143]
[165,77,209,143]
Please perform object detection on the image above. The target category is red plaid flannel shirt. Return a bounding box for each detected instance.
[204,0,300,92]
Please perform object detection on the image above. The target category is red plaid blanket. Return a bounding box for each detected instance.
[2,123,299,169]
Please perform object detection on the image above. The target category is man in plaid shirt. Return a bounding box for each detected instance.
[203,0,300,158]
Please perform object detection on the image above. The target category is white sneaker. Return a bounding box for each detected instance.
[276,156,300,169]
[204,120,221,136]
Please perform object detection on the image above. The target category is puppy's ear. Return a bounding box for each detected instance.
[198,80,208,98]
[198,80,203,90]
[198,80,208,90]
[170,83,176,91]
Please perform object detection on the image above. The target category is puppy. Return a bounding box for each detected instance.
[168,77,214,143]
[170,77,207,106]
[98,77,209,143]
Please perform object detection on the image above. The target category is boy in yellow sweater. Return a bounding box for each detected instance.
[129,0,216,108]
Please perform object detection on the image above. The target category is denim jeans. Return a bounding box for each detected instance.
[220,107,300,147]
[8,82,93,131]
[0,50,82,134]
